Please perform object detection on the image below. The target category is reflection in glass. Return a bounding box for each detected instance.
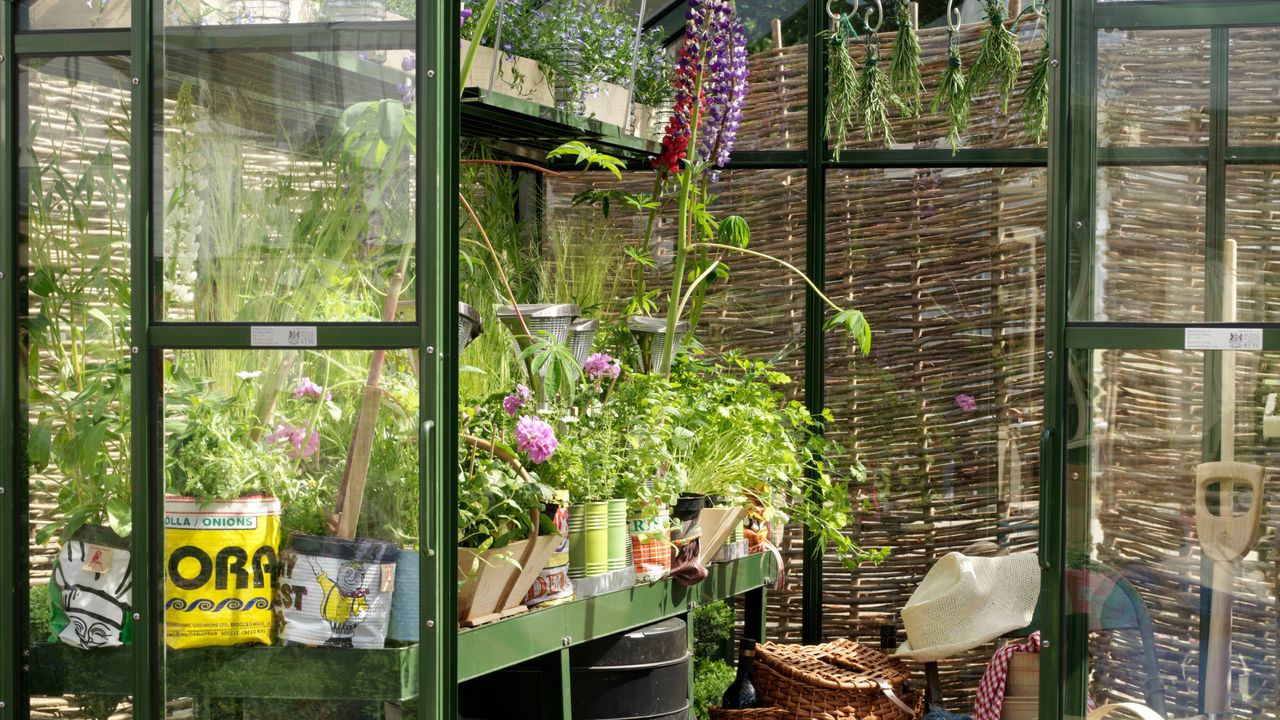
[1068,349,1280,717]
[823,167,1045,701]
[1228,28,1280,146]
[1097,30,1210,147]
[158,49,416,322]
[18,0,130,30]
[162,349,419,710]
[19,56,135,717]
[1082,165,1207,323]
[1228,166,1280,324]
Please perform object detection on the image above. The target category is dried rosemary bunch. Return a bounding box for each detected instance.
[931,31,969,154]
[857,41,904,147]
[889,0,924,117]
[968,0,1022,113]
[824,15,861,160]
[1021,36,1050,142]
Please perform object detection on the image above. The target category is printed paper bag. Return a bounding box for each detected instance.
[50,524,133,649]
[277,533,399,649]
[164,494,281,649]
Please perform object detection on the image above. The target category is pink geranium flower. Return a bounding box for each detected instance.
[514,415,557,464]
[583,352,621,382]
[266,422,320,460]
[292,377,331,401]
[502,383,532,417]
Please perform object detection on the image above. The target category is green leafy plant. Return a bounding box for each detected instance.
[26,70,132,545]
[458,400,555,549]
[692,659,736,720]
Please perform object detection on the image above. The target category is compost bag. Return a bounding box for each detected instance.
[164,494,281,649]
[50,524,133,649]
[277,533,399,649]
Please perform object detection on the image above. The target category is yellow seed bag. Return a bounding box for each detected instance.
[164,494,281,649]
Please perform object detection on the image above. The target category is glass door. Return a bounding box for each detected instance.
[2,0,456,715]
[1048,2,1280,719]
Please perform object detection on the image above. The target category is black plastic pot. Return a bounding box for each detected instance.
[460,617,690,720]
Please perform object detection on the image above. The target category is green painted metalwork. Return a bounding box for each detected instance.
[1066,326,1280,350]
[801,0,827,646]
[421,0,459,714]
[1095,1,1280,30]
[14,30,130,55]
[148,324,420,349]
[0,0,18,717]
[460,90,659,162]
[539,648,573,719]
[135,0,159,713]
[1043,0,1086,717]
[457,554,776,682]
[26,644,420,700]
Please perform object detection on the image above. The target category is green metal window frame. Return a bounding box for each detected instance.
[0,1,458,718]
[1045,2,1280,719]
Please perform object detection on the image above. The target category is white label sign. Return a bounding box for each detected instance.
[1184,327,1263,351]
[250,326,318,348]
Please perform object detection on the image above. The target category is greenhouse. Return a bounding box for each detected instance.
[0,0,1278,718]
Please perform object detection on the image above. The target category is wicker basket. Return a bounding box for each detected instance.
[752,639,921,720]
[709,708,791,719]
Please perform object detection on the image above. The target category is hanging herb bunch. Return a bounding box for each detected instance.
[968,0,1022,113]
[854,5,904,148]
[931,9,968,153]
[823,9,861,159]
[888,0,924,117]
[1019,1,1051,142]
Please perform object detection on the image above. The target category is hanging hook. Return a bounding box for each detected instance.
[825,0,841,22]
[1032,0,1048,18]
[944,0,960,32]
[858,0,883,34]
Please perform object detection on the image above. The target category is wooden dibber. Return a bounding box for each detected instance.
[1196,238,1266,716]
[1195,461,1264,715]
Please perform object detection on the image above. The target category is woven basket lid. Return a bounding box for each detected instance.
[756,638,910,691]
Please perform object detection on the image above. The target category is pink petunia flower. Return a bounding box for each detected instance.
[582,352,621,382]
[266,422,320,460]
[292,377,331,401]
[954,394,977,413]
[514,415,557,464]
[502,383,532,417]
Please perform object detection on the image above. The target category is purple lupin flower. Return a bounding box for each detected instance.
[515,415,558,464]
[697,2,749,178]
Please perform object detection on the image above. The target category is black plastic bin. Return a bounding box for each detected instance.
[460,617,690,719]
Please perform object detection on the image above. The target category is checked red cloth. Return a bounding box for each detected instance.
[973,632,1095,720]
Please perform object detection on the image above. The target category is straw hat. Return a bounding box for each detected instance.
[896,552,1040,662]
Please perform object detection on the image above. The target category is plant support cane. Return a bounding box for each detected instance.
[1196,238,1265,716]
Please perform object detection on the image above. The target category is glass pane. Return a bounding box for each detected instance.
[18,0,130,31]
[1229,165,1280,324]
[20,55,135,716]
[157,46,416,322]
[1098,30,1210,147]
[161,349,419,712]
[164,0,412,28]
[824,167,1045,701]
[734,0,809,151]
[1229,27,1280,146]
[1074,165,1207,322]
[1068,348,1280,717]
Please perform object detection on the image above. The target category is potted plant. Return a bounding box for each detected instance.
[163,369,295,649]
[456,393,560,626]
